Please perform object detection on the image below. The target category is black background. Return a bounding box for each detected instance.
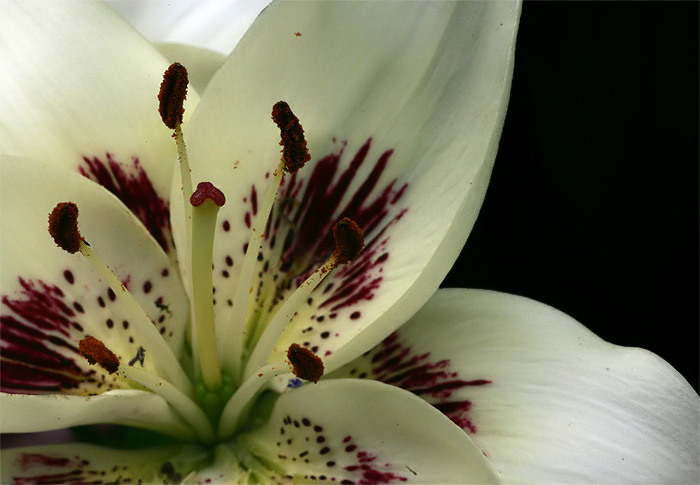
[443,1,698,391]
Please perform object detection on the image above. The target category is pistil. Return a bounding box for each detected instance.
[243,218,364,379]
[224,101,311,381]
[48,203,192,395]
[189,182,226,391]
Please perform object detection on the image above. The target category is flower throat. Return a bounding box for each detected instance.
[47,63,364,443]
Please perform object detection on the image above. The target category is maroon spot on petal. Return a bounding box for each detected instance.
[143,281,152,294]
[78,154,172,253]
[63,270,74,285]
[350,311,361,320]
[222,220,231,232]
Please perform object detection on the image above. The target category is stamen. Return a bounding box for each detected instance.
[223,100,310,381]
[271,101,310,173]
[190,182,225,391]
[79,335,119,374]
[78,336,215,444]
[217,362,291,439]
[287,344,324,383]
[49,203,192,395]
[48,202,82,254]
[159,63,194,243]
[242,218,364,380]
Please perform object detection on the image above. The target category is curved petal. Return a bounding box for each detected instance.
[0,391,194,440]
[181,0,520,375]
[238,379,500,483]
[0,156,188,395]
[155,43,226,94]
[0,441,202,484]
[106,0,270,55]
[334,289,700,484]
[0,0,199,254]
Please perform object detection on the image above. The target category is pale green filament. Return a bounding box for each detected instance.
[174,123,193,239]
[191,200,223,391]
[120,364,215,443]
[78,241,192,395]
[224,162,285,382]
[243,256,338,380]
[218,363,290,439]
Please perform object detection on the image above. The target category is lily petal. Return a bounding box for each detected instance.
[0,156,188,396]
[0,441,203,484]
[238,379,500,483]
[335,289,700,484]
[156,43,226,94]
[0,391,195,440]
[106,0,271,55]
[0,0,198,253]
[179,0,520,374]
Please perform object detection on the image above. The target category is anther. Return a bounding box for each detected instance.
[158,63,188,130]
[48,202,83,253]
[332,218,364,265]
[190,182,226,207]
[79,335,119,374]
[272,101,310,173]
[287,344,324,383]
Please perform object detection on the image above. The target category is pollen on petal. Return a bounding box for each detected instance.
[79,335,119,374]
[287,344,324,383]
[48,202,82,253]
[158,62,188,130]
[190,181,226,207]
[332,217,364,264]
[272,101,310,173]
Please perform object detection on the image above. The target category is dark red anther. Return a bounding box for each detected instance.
[332,218,364,264]
[190,182,226,207]
[271,101,310,173]
[158,63,188,130]
[287,344,324,383]
[79,335,120,374]
[48,202,82,254]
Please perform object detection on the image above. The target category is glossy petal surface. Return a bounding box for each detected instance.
[240,379,500,483]
[1,442,201,484]
[1,391,194,440]
[0,156,187,396]
[177,0,520,375]
[0,0,198,253]
[336,289,700,484]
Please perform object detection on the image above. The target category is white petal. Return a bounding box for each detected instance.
[156,43,226,94]
[0,0,199,254]
[0,441,201,484]
[0,156,188,395]
[335,289,700,484]
[0,390,194,439]
[239,379,500,484]
[183,0,520,373]
[107,0,270,55]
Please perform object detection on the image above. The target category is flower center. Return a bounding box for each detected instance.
[50,63,365,444]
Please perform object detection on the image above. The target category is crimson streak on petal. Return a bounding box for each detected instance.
[79,153,172,253]
[0,277,121,394]
[352,333,491,433]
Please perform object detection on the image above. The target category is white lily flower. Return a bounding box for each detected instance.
[0,1,697,484]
